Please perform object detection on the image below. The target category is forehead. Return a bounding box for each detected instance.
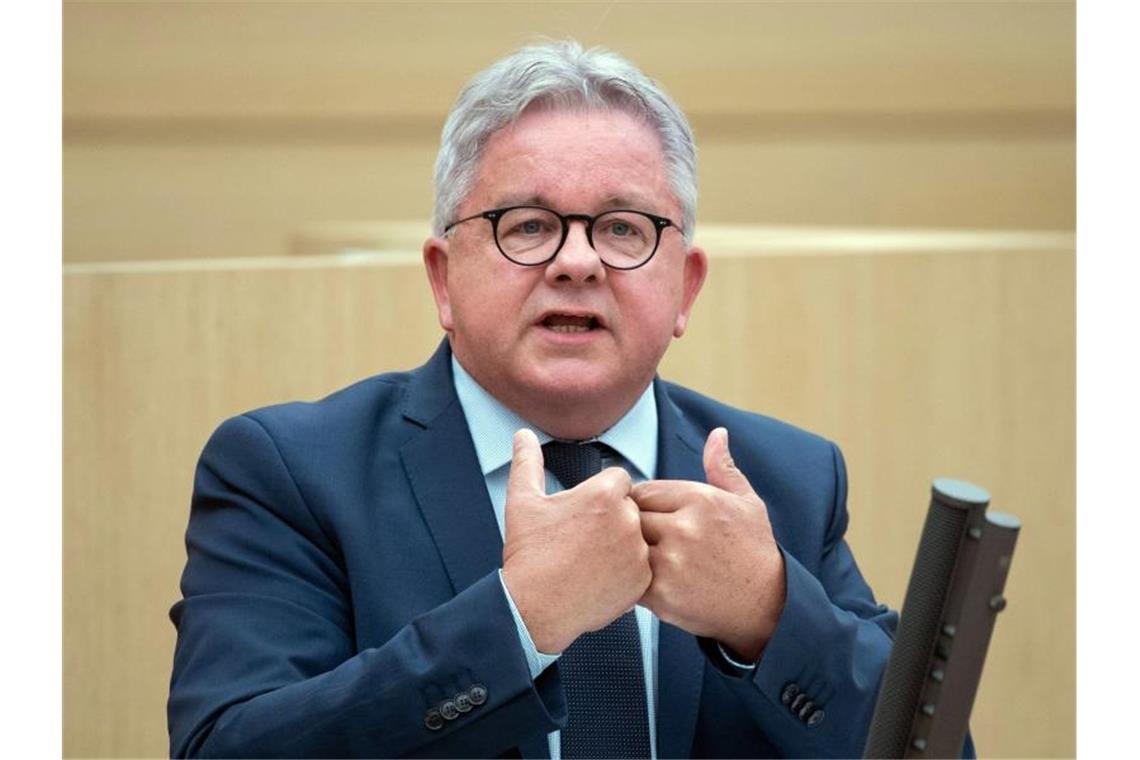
[467,107,675,213]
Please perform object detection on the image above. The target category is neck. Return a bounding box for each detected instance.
[451,352,652,441]
[500,385,644,441]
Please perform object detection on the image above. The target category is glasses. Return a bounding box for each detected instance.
[443,205,680,270]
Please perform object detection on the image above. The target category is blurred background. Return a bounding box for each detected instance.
[64,1,1073,262]
[63,2,1074,757]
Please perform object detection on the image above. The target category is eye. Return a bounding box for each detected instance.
[498,208,560,239]
[598,215,649,241]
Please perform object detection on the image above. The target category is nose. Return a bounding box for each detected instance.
[544,219,606,285]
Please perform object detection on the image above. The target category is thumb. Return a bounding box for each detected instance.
[703,427,755,498]
[507,428,547,499]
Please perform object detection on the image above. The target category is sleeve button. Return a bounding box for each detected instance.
[780,683,800,705]
[807,709,825,728]
[440,700,460,720]
[797,699,815,721]
[455,692,473,712]
[468,684,488,705]
[424,708,444,731]
[790,693,808,713]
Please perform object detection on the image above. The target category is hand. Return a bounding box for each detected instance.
[631,427,785,662]
[501,429,652,654]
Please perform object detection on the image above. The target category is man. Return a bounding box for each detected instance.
[169,41,898,758]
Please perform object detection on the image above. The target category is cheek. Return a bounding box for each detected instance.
[618,277,685,339]
[450,265,534,329]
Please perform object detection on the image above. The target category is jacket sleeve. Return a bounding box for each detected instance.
[168,414,566,758]
[699,441,900,758]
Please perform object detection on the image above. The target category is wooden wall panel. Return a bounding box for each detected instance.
[63,135,1075,262]
[63,1,1075,263]
[63,229,1074,757]
[64,1,1074,119]
[64,142,437,260]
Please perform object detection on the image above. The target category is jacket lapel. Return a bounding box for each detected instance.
[399,341,505,595]
[652,380,707,759]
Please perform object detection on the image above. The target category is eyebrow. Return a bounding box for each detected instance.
[496,193,659,213]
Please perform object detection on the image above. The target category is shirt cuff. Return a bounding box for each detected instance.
[498,569,561,679]
[717,641,758,671]
[698,635,760,677]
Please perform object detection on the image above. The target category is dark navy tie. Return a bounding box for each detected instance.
[541,440,652,759]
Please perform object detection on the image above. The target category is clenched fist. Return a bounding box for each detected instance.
[501,429,652,654]
[632,427,785,662]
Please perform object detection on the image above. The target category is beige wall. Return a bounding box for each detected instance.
[63,2,1076,756]
[64,1,1074,263]
[64,229,1074,757]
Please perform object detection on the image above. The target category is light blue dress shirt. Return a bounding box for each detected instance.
[451,356,659,759]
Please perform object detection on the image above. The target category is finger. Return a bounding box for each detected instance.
[507,428,546,498]
[638,587,659,615]
[591,465,632,498]
[631,479,697,513]
[702,427,755,498]
[638,548,672,619]
[638,560,661,612]
[638,510,671,545]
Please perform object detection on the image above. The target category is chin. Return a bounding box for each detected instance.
[524,355,615,390]
[493,359,656,439]
[526,373,612,403]
[525,361,652,411]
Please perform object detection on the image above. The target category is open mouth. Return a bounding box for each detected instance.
[540,313,601,333]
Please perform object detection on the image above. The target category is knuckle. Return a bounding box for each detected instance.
[611,498,638,532]
[607,467,632,495]
[677,515,700,543]
[638,562,652,592]
[698,484,720,508]
[717,509,738,532]
[623,501,642,529]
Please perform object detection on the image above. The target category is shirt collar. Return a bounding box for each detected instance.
[451,355,658,480]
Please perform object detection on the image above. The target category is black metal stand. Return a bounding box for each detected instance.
[864,479,1020,758]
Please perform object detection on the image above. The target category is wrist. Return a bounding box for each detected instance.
[501,564,572,654]
[719,549,787,662]
[718,629,766,664]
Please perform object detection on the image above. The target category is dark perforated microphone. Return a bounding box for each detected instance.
[864,478,1020,758]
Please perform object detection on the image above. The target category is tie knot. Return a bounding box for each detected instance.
[542,441,609,489]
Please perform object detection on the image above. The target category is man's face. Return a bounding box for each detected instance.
[424,107,706,437]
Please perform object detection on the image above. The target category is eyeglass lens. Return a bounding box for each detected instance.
[494,208,657,266]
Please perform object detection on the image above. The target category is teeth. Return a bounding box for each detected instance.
[548,324,591,333]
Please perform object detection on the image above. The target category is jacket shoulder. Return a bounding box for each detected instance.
[660,380,837,457]
[240,369,414,436]
[198,368,420,481]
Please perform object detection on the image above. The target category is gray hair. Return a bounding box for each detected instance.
[432,40,698,244]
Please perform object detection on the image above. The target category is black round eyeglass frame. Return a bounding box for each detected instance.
[442,205,681,271]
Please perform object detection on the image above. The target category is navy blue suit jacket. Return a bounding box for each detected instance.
[169,341,900,758]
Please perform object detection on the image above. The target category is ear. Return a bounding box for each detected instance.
[673,246,708,338]
[422,236,455,332]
